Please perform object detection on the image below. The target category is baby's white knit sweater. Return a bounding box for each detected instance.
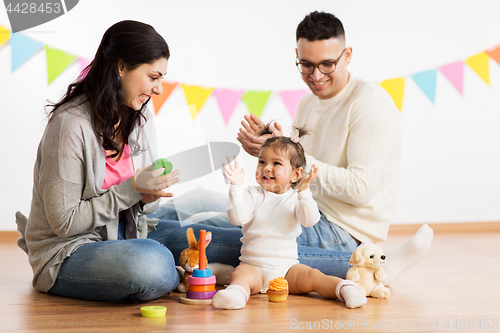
[227,185,320,267]
[292,74,401,244]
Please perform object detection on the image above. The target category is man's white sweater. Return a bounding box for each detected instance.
[292,74,401,244]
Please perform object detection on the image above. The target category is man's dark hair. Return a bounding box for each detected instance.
[296,11,345,42]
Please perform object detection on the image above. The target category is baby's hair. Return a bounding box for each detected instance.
[258,123,310,188]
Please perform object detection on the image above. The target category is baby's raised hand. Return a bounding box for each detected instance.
[297,165,318,192]
[222,156,245,186]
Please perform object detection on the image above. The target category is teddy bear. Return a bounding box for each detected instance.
[346,244,390,299]
[177,227,212,293]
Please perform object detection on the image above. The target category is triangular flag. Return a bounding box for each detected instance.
[212,88,244,125]
[181,84,214,120]
[78,57,91,78]
[45,45,77,85]
[11,33,44,72]
[0,25,10,47]
[380,78,405,112]
[242,90,272,117]
[279,90,309,118]
[439,61,464,95]
[152,81,178,115]
[411,69,437,104]
[185,105,198,120]
[465,52,490,85]
[486,45,500,66]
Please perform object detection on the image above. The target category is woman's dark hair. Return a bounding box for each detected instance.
[296,11,345,42]
[258,123,310,188]
[46,20,170,158]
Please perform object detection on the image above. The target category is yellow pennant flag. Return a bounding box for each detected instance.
[465,52,489,85]
[181,84,214,120]
[380,78,405,112]
[0,25,11,47]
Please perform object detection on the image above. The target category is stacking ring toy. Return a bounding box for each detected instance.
[179,230,218,305]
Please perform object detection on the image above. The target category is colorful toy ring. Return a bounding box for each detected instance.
[152,158,173,176]
[187,275,216,285]
[140,306,167,318]
[186,290,217,299]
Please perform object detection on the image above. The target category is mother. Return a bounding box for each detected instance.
[16,20,184,301]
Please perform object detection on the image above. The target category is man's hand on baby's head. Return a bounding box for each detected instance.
[269,121,283,137]
[237,115,283,157]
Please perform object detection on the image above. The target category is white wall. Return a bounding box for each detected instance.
[1,0,500,231]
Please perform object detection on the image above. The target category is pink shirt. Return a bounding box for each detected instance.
[102,144,135,190]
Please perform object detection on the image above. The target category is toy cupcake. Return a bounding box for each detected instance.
[266,277,289,302]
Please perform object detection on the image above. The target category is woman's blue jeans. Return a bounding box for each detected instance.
[49,219,180,302]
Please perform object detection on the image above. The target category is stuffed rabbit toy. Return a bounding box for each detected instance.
[177,227,212,293]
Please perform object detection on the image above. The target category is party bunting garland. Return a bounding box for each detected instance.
[1,23,500,119]
[212,88,244,124]
[78,57,91,78]
[242,90,272,118]
[279,90,309,118]
[45,45,77,85]
[486,46,500,66]
[439,61,464,96]
[381,44,500,111]
[152,81,177,115]
[465,52,490,85]
[0,25,10,47]
[411,69,437,104]
[11,32,43,72]
[181,84,214,120]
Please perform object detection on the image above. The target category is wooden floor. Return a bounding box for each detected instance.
[1,224,499,333]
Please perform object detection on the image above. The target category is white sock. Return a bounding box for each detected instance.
[335,280,367,309]
[212,285,248,310]
[382,224,434,286]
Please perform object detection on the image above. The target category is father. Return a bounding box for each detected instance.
[240,11,401,247]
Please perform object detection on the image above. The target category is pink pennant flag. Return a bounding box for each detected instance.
[78,57,91,78]
[212,88,244,125]
[439,61,464,95]
[279,90,309,118]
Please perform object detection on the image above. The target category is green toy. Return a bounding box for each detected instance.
[152,158,173,176]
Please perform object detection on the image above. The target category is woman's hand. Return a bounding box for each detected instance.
[222,156,245,186]
[236,114,283,157]
[297,165,318,192]
[130,165,180,202]
[139,193,162,205]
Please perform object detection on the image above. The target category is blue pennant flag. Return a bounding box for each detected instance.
[411,69,437,104]
[11,33,44,72]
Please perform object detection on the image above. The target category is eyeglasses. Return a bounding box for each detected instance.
[296,48,346,74]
